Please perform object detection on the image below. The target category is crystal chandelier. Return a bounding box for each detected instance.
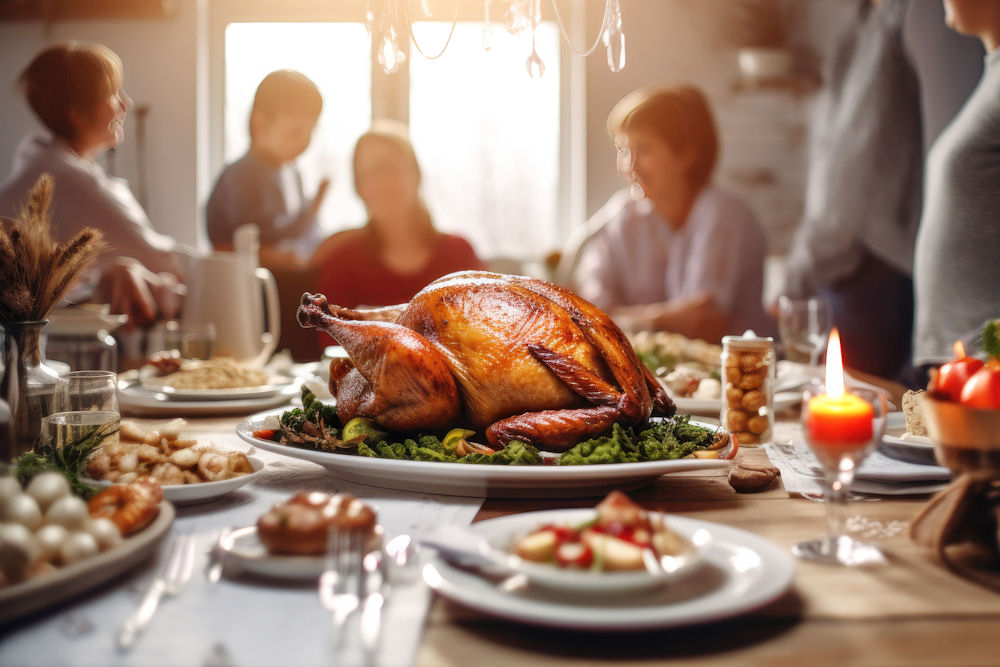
[365,0,626,78]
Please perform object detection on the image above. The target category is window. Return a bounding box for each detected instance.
[214,4,579,263]
[409,21,561,259]
[223,22,372,231]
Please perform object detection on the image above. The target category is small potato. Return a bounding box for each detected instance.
[86,518,122,551]
[28,470,73,512]
[0,476,22,504]
[724,367,743,384]
[736,431,760,445]
[725,385,744,406]
[726,409,749,432]
[724,353,741,368]
[0,523,38,581]
[739,369,766,390]
[2,493,43,530]
[34,524,69,563]
[747,415,770,435]
[60,531,99,565]
[45,495,89,531]
[741,390,767,412]
[738,353,768,373]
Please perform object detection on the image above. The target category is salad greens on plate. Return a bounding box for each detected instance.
[256,387,724,466]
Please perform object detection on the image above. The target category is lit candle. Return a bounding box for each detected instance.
[806,328,874,445]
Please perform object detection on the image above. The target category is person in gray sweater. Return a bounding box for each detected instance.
[912,0,1000,370]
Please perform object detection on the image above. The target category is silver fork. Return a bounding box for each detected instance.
[318,528,364,650]
[118,533,196,650]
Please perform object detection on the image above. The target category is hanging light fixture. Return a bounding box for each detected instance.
[365,0,627,78]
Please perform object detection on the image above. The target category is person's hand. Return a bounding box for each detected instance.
[96,258,185,328]
[310,177,331,214]
[643,292,729,343]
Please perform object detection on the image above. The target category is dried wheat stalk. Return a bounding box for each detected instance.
[0,173,106,322]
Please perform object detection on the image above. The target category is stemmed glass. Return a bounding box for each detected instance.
[777,296,832,366]
[792,331,889,566]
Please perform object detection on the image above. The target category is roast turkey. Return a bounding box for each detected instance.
[296,271,674,451]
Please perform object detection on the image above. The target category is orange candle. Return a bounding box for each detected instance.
[807,393,874,443]
[806,328,874,445]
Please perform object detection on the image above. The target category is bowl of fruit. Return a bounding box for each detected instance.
[922,320,1000,474]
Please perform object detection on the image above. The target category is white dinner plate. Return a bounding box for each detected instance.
[118,371,299,417]
[673,391,800,417]
[423,510,795,631]
[0,501,175,625]
[139,373,284,401]
[426,512,703,594]
[236,409,732,498]
[216,524,384,580]
[84,456,265,505]
[879,412,936,466]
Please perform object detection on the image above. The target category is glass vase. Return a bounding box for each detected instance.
[0,321,61,460]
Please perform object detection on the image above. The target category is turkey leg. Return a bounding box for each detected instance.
[298,294,462,431]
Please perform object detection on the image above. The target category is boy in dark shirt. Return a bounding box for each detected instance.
[206,69,328,263]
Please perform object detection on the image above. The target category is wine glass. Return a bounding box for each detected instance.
[793,383,889,565]
[777,296,832,366]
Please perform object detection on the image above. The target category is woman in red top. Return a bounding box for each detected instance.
[311,121,484,345]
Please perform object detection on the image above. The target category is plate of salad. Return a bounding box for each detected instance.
[235,389,734,498]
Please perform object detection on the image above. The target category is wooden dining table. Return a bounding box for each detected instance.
[413,372,1000,667]
[5,378,1000,666]
[419,443,1000,666]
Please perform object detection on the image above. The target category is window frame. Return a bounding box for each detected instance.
[206,0,586,261]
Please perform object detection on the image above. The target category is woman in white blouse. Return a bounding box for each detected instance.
[0,42,189,326]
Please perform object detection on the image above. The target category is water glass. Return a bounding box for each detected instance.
[164,322,215,360]
[41,410,120,449]
[54,370,119,414]
[777,296,832,366]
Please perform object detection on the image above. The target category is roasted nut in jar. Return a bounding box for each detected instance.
[741,389,766,412]
[727,409,749,432]
[747,414,770,435]
[739,369,767,390]
[721,334,775,446]
[739,353,768,373]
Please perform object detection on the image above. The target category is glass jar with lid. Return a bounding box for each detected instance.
[721,332,775,446]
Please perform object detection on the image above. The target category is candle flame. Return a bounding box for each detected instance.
[954,340,966,358]
[825,327,845,399]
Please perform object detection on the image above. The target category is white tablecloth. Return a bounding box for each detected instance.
[0,430,484,667]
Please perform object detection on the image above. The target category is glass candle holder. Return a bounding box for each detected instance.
[792,383,889,565]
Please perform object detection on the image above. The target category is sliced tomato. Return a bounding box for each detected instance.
[253,428,277,440]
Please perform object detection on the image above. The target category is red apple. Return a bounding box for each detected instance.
[959,364,1000,410]
[933,342,984,402]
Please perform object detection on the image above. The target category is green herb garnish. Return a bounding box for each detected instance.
[14,421,116,498]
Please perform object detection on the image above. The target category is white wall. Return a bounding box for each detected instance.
[0,2,206,247]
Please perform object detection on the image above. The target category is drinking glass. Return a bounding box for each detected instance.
[164,322,215,360]
[53,370,119,414]
[777,296,832,366]
[41,410,120,449]
[792,385,889,565]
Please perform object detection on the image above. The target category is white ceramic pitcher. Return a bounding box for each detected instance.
[180,229,279,366]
